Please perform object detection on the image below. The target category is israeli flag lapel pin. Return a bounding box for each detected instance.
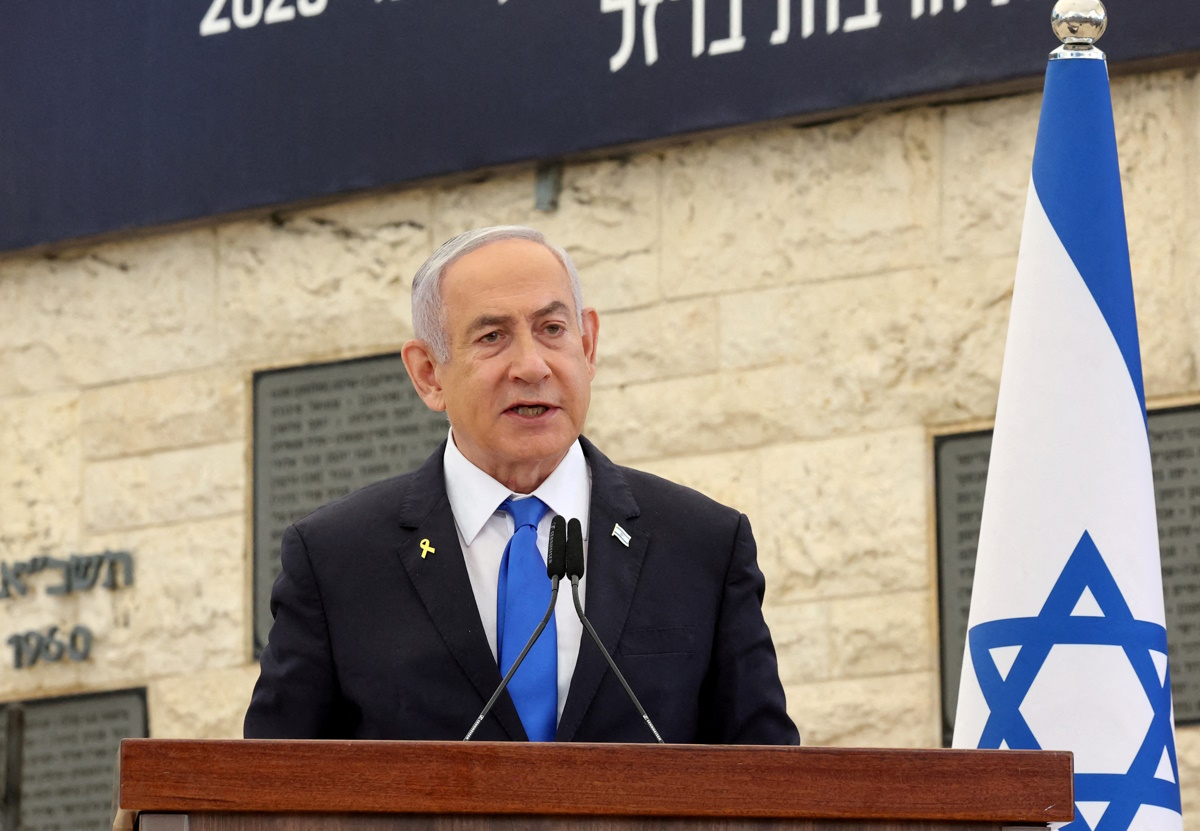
[612,524,631,547]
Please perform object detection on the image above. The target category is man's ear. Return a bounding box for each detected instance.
[401,340,447,412]
[581,307,599,380]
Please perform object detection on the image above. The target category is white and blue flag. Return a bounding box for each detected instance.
[951,47,1182,831]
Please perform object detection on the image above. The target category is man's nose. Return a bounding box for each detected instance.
[509,332,551,382]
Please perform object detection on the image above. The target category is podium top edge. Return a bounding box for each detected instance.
[117,740,1074,823]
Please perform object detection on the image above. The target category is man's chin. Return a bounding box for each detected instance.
[494,433,574,469]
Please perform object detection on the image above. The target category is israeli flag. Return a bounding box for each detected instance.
[951,49,1182,831]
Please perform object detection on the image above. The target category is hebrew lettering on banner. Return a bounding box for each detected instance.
[6,0,1197,252]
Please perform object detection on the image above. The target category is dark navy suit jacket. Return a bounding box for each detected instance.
[244,437,799,744]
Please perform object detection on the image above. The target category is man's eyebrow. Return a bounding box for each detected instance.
[467,313,514,333]
[533,300,570,319]
[466,301,571,334]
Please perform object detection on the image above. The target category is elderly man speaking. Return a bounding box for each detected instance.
[245,226,798,745]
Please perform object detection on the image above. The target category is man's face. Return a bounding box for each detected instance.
[425,239,598,490]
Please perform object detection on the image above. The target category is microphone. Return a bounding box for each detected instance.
[564,518,664,744]
[464,515,566,741]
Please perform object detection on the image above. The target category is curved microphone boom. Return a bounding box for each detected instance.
[564,518,664,744]
[464,515,566,741]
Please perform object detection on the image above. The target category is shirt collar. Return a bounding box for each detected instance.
[443,429,591,546]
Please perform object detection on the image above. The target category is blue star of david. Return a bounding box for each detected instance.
[969,531,1180,831]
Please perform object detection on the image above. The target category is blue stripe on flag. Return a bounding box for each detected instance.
[1031,58,1145,415]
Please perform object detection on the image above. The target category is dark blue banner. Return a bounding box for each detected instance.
[2,0,1197,252]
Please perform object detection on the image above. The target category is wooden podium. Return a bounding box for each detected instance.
[114,740,1074,831]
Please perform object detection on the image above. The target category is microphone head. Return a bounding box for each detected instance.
[547,515,567,580]
[566,518,585,580]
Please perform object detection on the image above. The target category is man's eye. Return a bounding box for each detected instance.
[480,331,501,344]
[544,324,565,336]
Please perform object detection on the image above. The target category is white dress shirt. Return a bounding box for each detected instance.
[443,430,590,726]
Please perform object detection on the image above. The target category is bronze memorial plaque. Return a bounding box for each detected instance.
[934,430,991,745]
[253,354,447,652]
[936,405,1200,743]
[0,689,147,830]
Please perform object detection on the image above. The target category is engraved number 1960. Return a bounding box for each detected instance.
[7,625,93,670]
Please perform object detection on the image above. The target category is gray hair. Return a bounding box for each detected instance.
[411,225,585,363]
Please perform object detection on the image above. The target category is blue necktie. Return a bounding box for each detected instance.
[496,497,556,742]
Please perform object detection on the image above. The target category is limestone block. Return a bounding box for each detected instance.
[587,366,848,463]
[941,92,1039,261]
[1110,72,1196,398]
[432,157,663,312]
[587,374,741,463]
[786,671,939,747]
[81,368,246,461]
[945,73,1196,399]
[719,261,1013,380]
[0,393,82,558]
[762,601,831,685]
[756,429,928,604]
[661,109,941,299]
[216,190,432,363]
[634,449,760,519]
[591,260,1012,462]
[828,591,933,678]
[0,515,245,699]
[1176,726,1200,820]
[0,230,222,397]
[149,664,260,739]
[429,172,531,240]
[97,515,246,679]
[83,443,244,534]
[595,298,717,387]
[721,259,1014,424]
[578,251,661,319]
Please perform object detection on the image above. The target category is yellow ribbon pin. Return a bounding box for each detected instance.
[419,539,436,559]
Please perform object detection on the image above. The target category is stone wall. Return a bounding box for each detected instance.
[1,66,1199,820]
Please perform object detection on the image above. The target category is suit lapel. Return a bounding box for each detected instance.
[394,445,528,741]
[556,438,647,742]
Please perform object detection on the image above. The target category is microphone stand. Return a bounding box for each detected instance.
[564,517,664,744]
[568,576,664,743]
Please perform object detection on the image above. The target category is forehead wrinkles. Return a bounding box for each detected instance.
[444,240,568,293]
[442,249,575,341]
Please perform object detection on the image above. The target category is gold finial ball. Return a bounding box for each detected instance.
[1052,0,1107,45]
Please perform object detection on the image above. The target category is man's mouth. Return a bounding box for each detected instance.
[509,405,550,417]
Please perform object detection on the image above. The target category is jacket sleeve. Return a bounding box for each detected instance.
[244,523,343,738]
[701,513,801,745]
